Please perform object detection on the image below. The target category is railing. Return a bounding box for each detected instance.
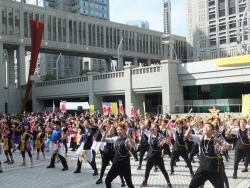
[93,71,124,80]
[157,104,242,115]
[131,65,162,75]
[35,76,88,87]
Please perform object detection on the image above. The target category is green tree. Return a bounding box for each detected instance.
[80,69,91,76]
[40,74,56,81]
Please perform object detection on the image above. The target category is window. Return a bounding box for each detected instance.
[230,35,237,43]
[219,9,225,17]
[239,7,246,13]
[95,12,99,16]
[95,4,99,9]
[210,27,216,33]
[229,22,236,29]
[220,39,226,44]
[90,2,94,7]
[209,1,215,6]
[90,10,94,15]
[209,14,215,20]
[210,39,216,46]
[229,7,236,15]
[219,25,226,31]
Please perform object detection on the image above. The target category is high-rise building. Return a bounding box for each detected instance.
[43,0,110,20]
[127,20,150,29]
[163,0,171,34]
[186,0,250,61]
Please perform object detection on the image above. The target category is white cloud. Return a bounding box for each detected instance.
[109,0,186,37]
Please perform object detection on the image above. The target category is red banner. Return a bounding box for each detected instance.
[21,19,44,113]
[119,100,124,114]
[131,103,135,116]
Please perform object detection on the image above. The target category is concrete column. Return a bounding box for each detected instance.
[104,59,111,72]
[161,60,184,114]
[124,64,144,117]
[0,42,5,113]
[133,58,138,66]
[147,59,151,66]
[32,82,44,112]
[16,44,26,88]
[8,49,15,85]
[118,56,123,70]
[88,74,102,112]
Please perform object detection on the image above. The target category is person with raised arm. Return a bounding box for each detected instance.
[96,121,125,186]
[102,122,135,188]
[140,121,172,187]
[166,118,194,176]
[225,117,250,179]
[185,120,231,188]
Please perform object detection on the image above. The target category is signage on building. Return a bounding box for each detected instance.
[216,54,250,66]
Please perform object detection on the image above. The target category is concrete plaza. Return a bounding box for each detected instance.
[0,147,249,188]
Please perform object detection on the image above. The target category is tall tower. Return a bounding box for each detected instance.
[164,0,171,34]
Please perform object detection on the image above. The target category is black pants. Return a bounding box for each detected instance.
[76,150,97,171]
[189,143,199,162]
[234,148,250,173]
[130,147,138,160]
[171,150,193,173]
[63,140,68,154]
[105,163,134,188]
[4,149,12,157]
[50,152,68,168]
[21,151,32,158]
[139,144,148,166]
[100,152,124,182]
[144,156,170,183]
[189,168,224,188]
[163,144,171,157]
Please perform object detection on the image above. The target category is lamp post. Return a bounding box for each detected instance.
[117,37,123,69]
[237,8,249,53]
[52,52,62,80]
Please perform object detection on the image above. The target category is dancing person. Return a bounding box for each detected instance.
[16,123,34,167]
[185,121,231,188]
[96,123,125,186]
[102,123,135,188]
[225,118,250,179]
[140,122,172,187]
[47,119,68,171]
[167,119,194,176]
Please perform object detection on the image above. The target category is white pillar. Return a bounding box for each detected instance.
[32,82,44,112]
[124,64,144,117]
[0,42,6,112]
[88,74,102,111]
[161,60,184,114]
[133,58,138,66]
[8,49,15,85]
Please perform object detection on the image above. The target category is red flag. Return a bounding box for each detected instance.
[131,103,135,116]
[21,19,44,113]
[102,103,107,114]
[119,100,124,114]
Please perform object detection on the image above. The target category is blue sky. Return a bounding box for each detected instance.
[109,0,186,37]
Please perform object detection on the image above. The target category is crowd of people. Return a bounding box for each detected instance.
[0,108,250,187]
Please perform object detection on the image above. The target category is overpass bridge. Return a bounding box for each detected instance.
[18,57,250,115]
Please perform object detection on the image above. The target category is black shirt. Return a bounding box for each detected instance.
[235,129,250,150]
[113,137,130,165]
[83,128,94,150]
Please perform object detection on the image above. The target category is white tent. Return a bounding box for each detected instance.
[60,102,90,111]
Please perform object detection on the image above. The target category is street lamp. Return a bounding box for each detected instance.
[67,65,72,77]
[237,8,249,53]
[52,52,62,80]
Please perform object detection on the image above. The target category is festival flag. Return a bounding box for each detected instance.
[102,102,108,115]
[107,102,113,114]
[89,105,95,114]
[60,101,66,113]
[53,100,56,113]
[118,100,124,114]
[131,103,135,116]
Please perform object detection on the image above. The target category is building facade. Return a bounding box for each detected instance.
[127,20,150,29]
[186,0,250,61]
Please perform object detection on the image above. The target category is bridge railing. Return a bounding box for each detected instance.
[93,71,124,80]
[35,76,88,87]
[131,65,162,75]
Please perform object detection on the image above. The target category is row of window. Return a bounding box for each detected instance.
[79,8,107,18]
[209,6,247,19]
[79,1,107,11]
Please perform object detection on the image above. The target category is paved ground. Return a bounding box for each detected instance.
[0,146,249,188]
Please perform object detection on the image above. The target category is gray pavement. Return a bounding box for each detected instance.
[0,147,249,188]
